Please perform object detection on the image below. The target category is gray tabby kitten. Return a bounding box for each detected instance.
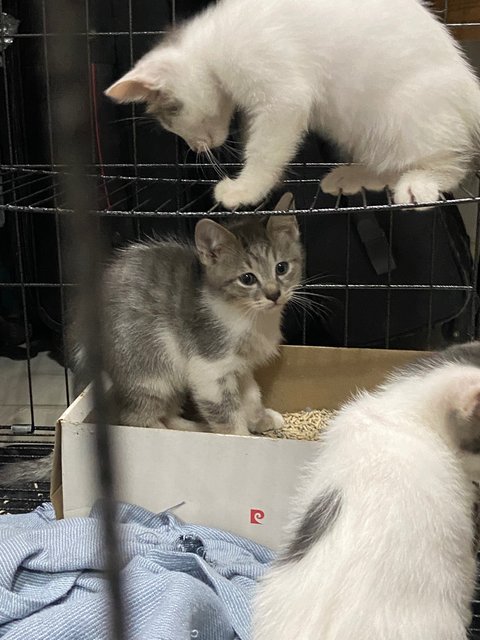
[89,213,303,435]
[0,212,302,486]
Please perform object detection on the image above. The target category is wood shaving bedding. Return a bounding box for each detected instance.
[263,409,336,441]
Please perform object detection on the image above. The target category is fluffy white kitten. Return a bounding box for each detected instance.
[105,0,480,209]
[253,346,480,640]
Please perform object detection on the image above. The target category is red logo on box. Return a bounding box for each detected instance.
[250,509,265,524]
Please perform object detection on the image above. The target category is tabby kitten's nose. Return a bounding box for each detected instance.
[265,289,281,302]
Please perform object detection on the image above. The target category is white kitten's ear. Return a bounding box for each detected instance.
[105,75,157,104]
[266,215,299,242]
[195,219,238,265]
[105,50,179,104]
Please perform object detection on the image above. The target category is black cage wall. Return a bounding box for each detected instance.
[0,1,479,635]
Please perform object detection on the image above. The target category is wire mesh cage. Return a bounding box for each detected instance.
[0,0,480,638]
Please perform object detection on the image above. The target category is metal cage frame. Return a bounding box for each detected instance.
[0,1,479,637]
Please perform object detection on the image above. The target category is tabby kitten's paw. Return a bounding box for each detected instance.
[250,408,285,434]
[214,177,265,210]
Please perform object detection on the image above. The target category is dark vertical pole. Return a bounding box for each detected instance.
[40,0,71,407]
[48,2,126,639]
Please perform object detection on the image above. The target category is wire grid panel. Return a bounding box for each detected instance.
[0,1,478,435]
[0,1,479,639]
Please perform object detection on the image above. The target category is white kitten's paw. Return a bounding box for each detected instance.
[250,408,285,434]
[214,177,264,209]
[320,166,391,196]
[392,172,441,210]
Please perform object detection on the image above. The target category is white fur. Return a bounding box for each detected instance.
[253,362,480,640]
[188,355,240,403]
[106,0,480,209]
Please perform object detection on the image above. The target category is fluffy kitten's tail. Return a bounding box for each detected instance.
[0,450,53,486]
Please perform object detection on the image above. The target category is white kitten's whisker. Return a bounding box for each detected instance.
[284,166,301,179]
[111,115,152,125]
[196,151,208,180]
[221,142,242,160]
[184,147,195,165]
[210,150,229,178]
[202,146,227,180]
[205,147,229,180]
[223,140,243,156]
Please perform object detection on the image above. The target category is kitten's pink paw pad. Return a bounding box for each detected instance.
[320,166,389,196]
[214,178,261,209]
[392,179,441,209]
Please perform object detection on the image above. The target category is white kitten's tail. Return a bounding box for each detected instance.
[0,451,53,486]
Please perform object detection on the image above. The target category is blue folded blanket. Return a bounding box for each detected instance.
[0,503,274,640]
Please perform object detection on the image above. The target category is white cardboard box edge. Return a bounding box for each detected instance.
[52,344,422,549]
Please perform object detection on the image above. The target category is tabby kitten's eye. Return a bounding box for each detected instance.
[239,272,257,286]
[276,261,289,275]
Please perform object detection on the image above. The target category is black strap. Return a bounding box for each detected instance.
[354,211,396,275]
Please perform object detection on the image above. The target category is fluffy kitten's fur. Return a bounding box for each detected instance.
[253,342,480,640]
[74,214,303,435]
[106,0,480,209]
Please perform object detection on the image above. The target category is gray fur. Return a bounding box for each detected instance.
[72,215,303,434]
[396,341,480,378]
[439,341,480,368]
[281,489,343,564]
[460,438,480,454]
[0,450,53,487]
[146,96,183,130]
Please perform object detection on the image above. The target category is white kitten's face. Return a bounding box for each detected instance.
[104,48,234,152]
[145,89,233,152]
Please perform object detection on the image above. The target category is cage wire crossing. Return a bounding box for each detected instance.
[0,0,479,638]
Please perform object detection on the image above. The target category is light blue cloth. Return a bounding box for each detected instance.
[0,502,275,640]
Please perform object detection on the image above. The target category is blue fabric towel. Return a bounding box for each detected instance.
[0,502,274,640]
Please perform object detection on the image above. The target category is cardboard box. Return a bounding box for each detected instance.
[51,345,421,549]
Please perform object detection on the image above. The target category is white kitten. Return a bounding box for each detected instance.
[105,0,480,209]
[253,347,480,640]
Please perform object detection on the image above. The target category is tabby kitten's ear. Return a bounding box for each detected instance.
[266,215,299,242]
[195,219,238,265]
